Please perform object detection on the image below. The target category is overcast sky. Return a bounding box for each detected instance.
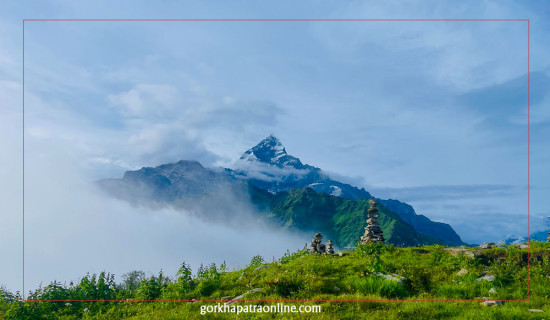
[1,0,549,294]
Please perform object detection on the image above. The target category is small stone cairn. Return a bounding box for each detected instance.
[360,199,385,244]
[547,232,550,243]
[326,240,335,254]
[310,232,326,254]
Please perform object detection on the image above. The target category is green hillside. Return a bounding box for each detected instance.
[253,187,446,247]
[2,242,549,319]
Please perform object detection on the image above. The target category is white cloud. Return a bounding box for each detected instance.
[22,175,307,294]
[107,84,180,118]
[103,80,286,169]
[233,159,310,182]
[2,118,308,293]
[311,1,529,92]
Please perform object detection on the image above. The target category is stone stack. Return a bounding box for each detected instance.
[310,232,326,254]
[360,199,385,244]
[326,240,335,254]
[547,232,550,243]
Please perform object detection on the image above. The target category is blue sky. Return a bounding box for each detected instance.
[1,0,549,293]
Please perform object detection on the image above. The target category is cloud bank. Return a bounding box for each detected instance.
[20,145,308,293]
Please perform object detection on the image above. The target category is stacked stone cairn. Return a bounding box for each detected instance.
[360,199,385,244]
[326,240,335,254]
[547,232,550,243]
[310,232,326,254]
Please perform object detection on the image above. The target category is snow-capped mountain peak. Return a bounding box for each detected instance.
[237,135,304,169]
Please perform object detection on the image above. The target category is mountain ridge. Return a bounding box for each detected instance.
[232,136,463,245]
[97,135,464,246]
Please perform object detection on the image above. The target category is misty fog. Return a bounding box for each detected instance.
[1,124,309,293]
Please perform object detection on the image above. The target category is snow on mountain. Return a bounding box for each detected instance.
[235,135,305,169]
[232,135,315,183]
[330,185,343,196]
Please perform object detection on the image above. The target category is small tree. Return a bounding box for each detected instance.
[136,271,169,301]
[176,262,194,293]
[121,270,146,292]
[249,255,265,267]
[195,263,223,297]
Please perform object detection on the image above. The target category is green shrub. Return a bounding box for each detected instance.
[75,271,118,300]
[268,273,304,298]
[279,247,309,264]
[249,255,265,267]
[0,286,16,304]
[399,266,433,294]
[194,263,224,297]
[136,271,169,300]
[121,270,146,292]
[176,261,195,294]
[355,242,393,257]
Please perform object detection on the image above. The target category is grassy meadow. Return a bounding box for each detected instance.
[1,242,549,319]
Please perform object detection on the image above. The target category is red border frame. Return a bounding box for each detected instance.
[22,18,530,303]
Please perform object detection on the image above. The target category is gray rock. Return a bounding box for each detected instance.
[489,288,496,294]
[528,309,544,313]
[519,244,529,249]
[465,250,484,259]
[360,200,385,244]
[480,242,495,249]
[445,248,482,259]
[481,300,502,307]
[445,248,468,256]
[476,275,496,282]
[374,272,406,285]
[444,248,465,255]
[456,268,469,276]
[310,232,326,254]
[224,288,261,306]
[254,266,270,272]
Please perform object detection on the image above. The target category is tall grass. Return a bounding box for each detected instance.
[347,276,409,299]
